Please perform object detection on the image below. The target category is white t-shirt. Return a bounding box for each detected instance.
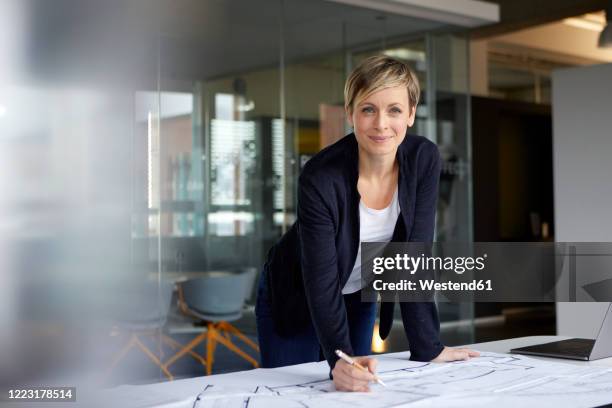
[342,187,400,294]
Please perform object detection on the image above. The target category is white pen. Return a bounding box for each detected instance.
[335,349,387,387]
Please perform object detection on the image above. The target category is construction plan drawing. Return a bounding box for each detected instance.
[192,352,612,408]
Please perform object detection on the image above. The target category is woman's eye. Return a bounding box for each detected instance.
[390,107,402,114]
[361,107,374,113]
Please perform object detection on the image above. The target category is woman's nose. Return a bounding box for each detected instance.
[375,112,388,130]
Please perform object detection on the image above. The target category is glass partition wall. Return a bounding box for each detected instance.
[1,0,473,386]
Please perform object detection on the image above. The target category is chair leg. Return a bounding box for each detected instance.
[133,336,174,381]
[162,332,207,370]
[207,325,218,367]
[210,338,217,367]
[159,322,259,376]
[206,327,215,376]
[104,334,137,379]
[219,322,260,352]
[153,331,166,361]
[161,334,178,350]
[212,329,259,369]
[160,334,207,366]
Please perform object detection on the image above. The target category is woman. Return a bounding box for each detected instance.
[255,55,478,392]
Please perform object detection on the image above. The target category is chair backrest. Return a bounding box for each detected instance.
[182,269,255,317]
[114,278,174,327]
[239,266,258,304]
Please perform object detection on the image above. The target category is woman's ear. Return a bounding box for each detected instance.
[407,105,416,127]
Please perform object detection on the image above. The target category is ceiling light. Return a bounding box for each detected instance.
[563,17,604,32]
[384,48,426,62]
[325,0,499,27]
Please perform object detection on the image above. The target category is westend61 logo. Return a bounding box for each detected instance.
[372,253,488,275]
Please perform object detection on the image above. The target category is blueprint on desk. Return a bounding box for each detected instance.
[193,352,612,408]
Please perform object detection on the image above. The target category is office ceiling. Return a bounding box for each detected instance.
[23,0,452,84]
[158,0,450,79]
[21,0,607,85]
[472,0,608,38]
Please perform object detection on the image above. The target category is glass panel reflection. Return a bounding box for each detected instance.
[1,0,479,387]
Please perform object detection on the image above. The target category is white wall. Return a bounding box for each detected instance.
[553,63,612,337]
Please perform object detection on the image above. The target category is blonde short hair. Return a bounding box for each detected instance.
[344,55,420,114]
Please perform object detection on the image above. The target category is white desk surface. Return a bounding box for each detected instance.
[462,335,612,368]
[99,336,612,407]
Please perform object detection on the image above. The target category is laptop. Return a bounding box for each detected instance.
[511,303,612,361]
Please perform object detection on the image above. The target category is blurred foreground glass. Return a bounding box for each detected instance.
[0,0,168,390]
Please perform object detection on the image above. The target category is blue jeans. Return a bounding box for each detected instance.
[255,268,377,368]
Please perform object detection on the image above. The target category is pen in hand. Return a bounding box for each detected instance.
[335,349,387,388]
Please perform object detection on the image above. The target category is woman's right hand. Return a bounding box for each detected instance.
[332,356,378,392]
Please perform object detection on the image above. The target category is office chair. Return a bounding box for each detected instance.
[104,279,180,381]
[162,269,259,375]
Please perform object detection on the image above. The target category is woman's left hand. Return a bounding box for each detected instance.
[431,346,480,362]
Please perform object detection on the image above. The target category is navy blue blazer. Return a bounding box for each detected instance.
[264,132,444,369]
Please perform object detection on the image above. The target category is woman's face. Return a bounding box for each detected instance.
[348,85,416,158]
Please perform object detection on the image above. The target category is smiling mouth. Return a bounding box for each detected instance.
[368,135,392,143]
